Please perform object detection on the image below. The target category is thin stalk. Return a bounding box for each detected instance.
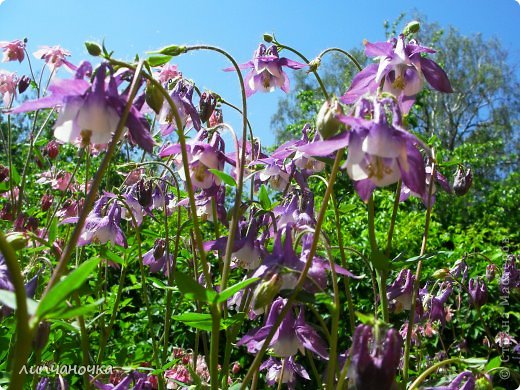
[408,358,460,389]
[240,149,344,389]
[73,293,91,389]
[317,48,363,71]
[385,180,402,257]
[325,242,341,389]
[330,191,355,333]
[403,159,437,383]
[0,231,34,389]
[43,61,145,293]
[276,358,286,390]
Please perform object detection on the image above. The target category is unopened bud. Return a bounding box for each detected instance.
[475,376,493,390]
[402,21,420,36]
[44,140,59,159]
[25,216,39,232]
[232,362,241,375]
[263,33,274,43]
[453,166,472,196]
[18,75,31,94]
[0,165,9,182]
[85,41,102,57]
[432,268,450,280]
[158,45,187,57]
[33,321,51,351]
[252,273,282,310]
[41,193,54,211]
[316,97,345,139]
[5,232,28,250]
[485,264,497,282]
[136,179,153,208]
[145,81,164,115]
[153,238,166,259]
[199,92,217,123]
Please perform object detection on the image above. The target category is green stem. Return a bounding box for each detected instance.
[408,358,460,389]
[403,159,437,383]
[0,232,34,390]
[325,244,341,389]
[240,149,344,389]
[210,304,221,390]
[73,293,91,390]
[317,47,363,71]
[385,180,402,257]
[43,61,145,293]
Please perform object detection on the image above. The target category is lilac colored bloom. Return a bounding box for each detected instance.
[158,79,201,135]
[400,162,452,206]
[342,34,452,113]
[13,62,154,152]
[160,130,225,191]
[155,63,181,84]
[33,45,77,71]
[500,255,520,294]
[260,356,310,389]
[142,238,172,275]
[225,44,306,97]
[387,269,415,312]
[62,196,127,248]
[237,297,329,359]
[425,371,476,390]
[0,69,18,106]
[468,278,487,307]
[36,377,69,390]
[424,282,453,326]
[0,39,25,62]
[348,324,402,390]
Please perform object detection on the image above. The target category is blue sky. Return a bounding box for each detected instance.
[1,0,519,146]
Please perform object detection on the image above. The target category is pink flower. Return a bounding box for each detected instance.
[0,70,18,106]
[0,40,26,63]
[156,64,182,84]
[33,45,76,71]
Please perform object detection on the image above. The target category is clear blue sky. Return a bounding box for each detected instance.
[1,0,519,147]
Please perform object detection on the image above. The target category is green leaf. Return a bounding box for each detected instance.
[45,298,104,320]
[147,55,173,67]
[174,270,216,303]
[485,356,502,371]
[355,311,375,325]
[48,218,58,243]
[172,312,213,331]
[36,258,101,319]
[217,277,259,303]
[0,290,38,315]
[461,357,487,367]
[104,250,125,266]
[208,169,237,187]
[258,185,271,210]
[9,164,20,185]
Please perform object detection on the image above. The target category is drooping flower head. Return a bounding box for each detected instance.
[158,79,201,136]
[468,278,487,308]
[387,269,415,312]
[12,62,154,151]
[260,357,310,389]
[0,39,26,63]
[33,45,77,72]
[348,324,402,390]
[342,32,452,113]
[225,44,306,97]
[0,70,18,106]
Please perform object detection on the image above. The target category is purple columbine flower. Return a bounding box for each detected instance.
[468,278,487,308]
[225,44,306,97]
[142,238,172,275]
[500,255,520,294]
[12,62,154,151]
[425,371,476,390]
[387,269,415,312]
[237,297,328,359]
[158,79,201,136]
[400,160,452,206]
[424,282,452,326]
[260,356,310,389]
[62,196,127,248]
[342,34,452,113]
[348,324,402,390]
[160,130,226,191]
[0,39,25,63]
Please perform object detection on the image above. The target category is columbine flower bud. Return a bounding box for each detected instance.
[145,81,164,114]
[468,278,488,307]
[402,21,420,36]
[232,362,241,375]
[44,140,59,159]
[18,75,31,94]
[486,264,497,281]
[263,33,274,43]
[41,193,54,211]
[153,238,166,260]
[252,273,282,310]
[33,321,51,351]
[136,179,153,208]
[84,41,102,56]
[0,165,8,182]
[199,92,217,123]
[5,232,28,250]
[432,268,450,280]
[25,216,39,232]
[453,165,472,196]
[316,97,345,139]
[158,45,187,57]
